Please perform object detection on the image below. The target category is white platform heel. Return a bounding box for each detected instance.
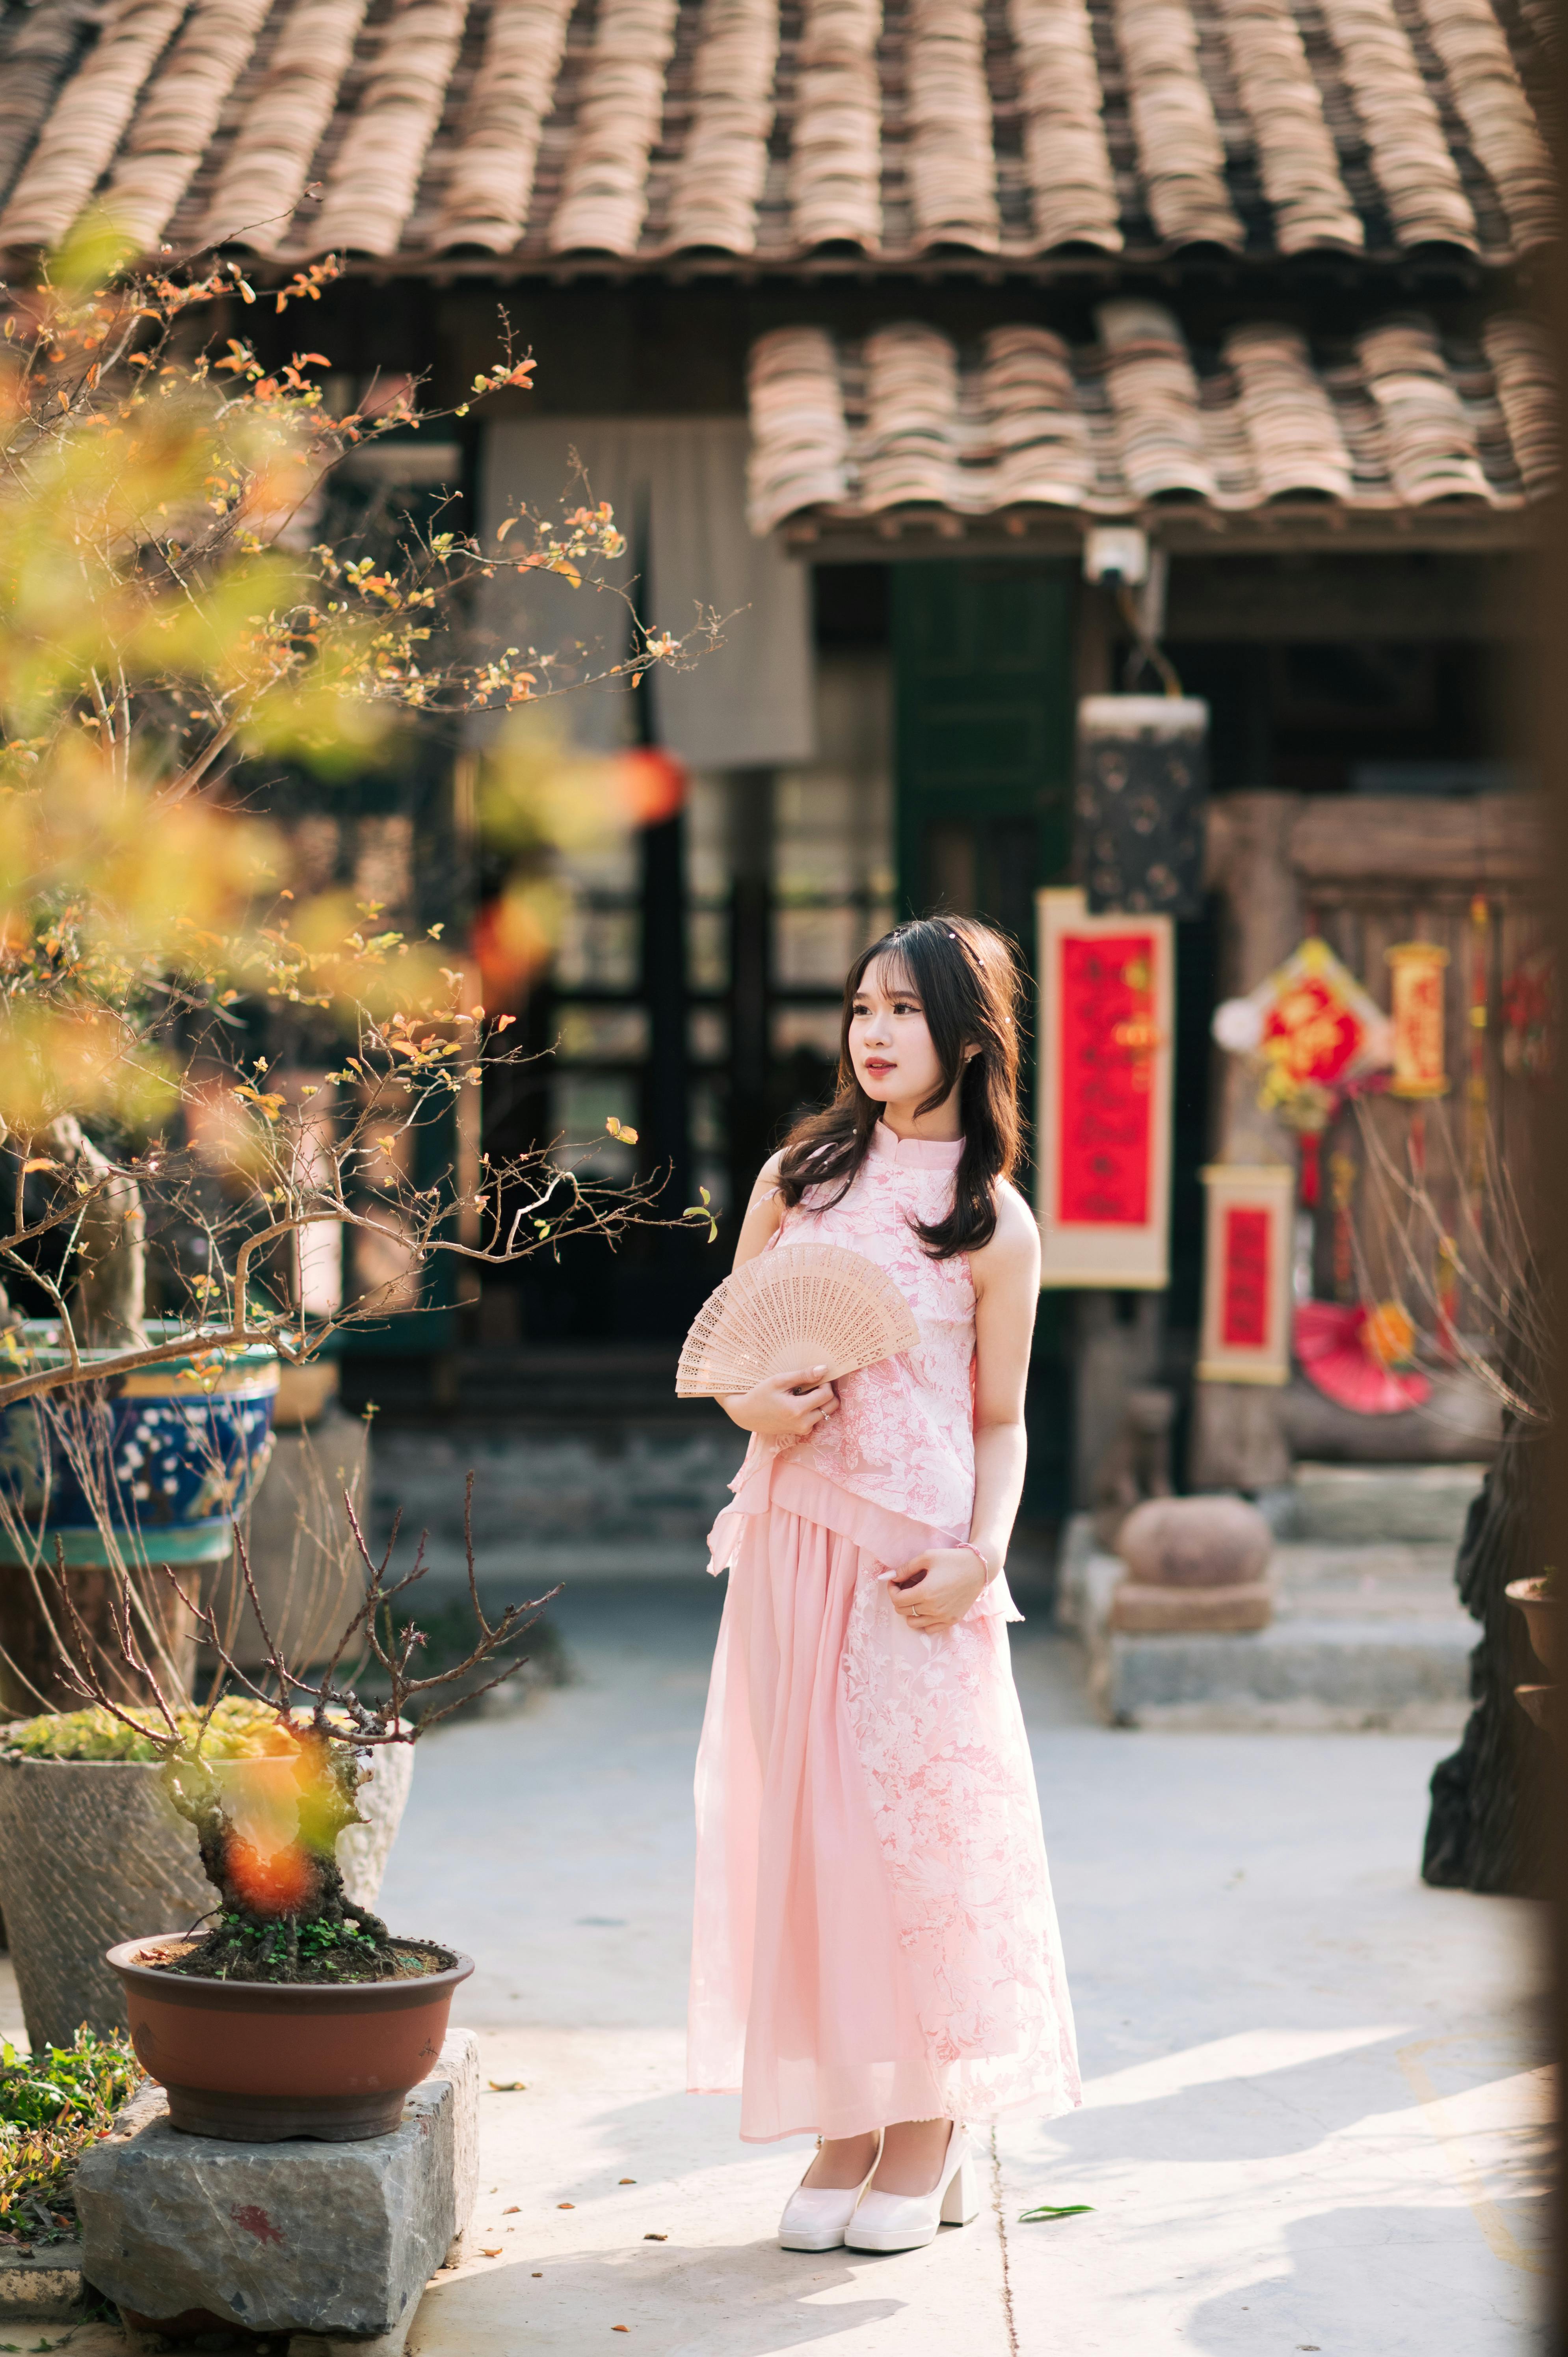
[778,2131,884,2252]
[844,2125,979,2253]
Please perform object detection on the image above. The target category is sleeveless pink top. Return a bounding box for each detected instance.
[707,1124,1020,1622]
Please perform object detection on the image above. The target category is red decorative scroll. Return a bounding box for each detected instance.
[1220,1207,1270,1348]
[1197,1163,1293,1384]
[1038,890,1173,1289]
[1056,933,1157,1228]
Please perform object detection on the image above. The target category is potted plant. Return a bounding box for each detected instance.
[1505,1564,1558,1677]
[71,1478,544,2139]
[0,1693,413,2055]
[0,1316,279,1716]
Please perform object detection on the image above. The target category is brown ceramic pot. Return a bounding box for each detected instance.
[1505,1578,1559,1677]
[106,1937,473,2141]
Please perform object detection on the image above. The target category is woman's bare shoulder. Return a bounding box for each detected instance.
[972,1178,1040,1281]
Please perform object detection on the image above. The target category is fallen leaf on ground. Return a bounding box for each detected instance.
[503,2205,519,2214]
[557,2202,575,2210]
[489,2080,526,2091]
[644,2232,667,2242]
[619,2177,636,2184]
[480,2247,502,2257]
[1018,2203,1094,2223]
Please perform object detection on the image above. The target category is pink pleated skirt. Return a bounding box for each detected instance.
[688,1484,1081,2143]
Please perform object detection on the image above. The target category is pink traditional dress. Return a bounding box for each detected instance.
[688,1123,1081,2143]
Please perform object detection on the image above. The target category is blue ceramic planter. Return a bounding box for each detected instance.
[0,1322,278,1568]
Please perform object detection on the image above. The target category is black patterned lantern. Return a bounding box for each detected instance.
[1075,695,1209,918]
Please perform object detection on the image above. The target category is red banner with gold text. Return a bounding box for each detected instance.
[1056,932,1157,1228]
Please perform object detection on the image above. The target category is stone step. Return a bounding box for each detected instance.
[1103,1614,1474,1732]
[368,1425,740,1583]
[1056,1513,1474,1733]
[1261,1461,1487,1546]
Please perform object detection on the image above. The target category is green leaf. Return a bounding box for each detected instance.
[1018,2203,1094,2223]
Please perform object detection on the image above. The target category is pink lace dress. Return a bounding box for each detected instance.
[688,1124,1081,2143]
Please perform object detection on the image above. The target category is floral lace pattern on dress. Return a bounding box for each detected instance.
[841,1572,1082,2120]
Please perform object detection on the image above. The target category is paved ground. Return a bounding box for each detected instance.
[371,1579,1549,2357]
[7,1581,1538,2353]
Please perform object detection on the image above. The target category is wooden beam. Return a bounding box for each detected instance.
[1289,792,1545,887]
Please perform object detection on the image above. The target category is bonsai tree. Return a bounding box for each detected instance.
[44,1471,540,1981]
[0,223,721,1726]
[0,222,716,1412]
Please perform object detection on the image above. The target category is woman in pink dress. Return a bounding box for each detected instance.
[688,915,1080,2254]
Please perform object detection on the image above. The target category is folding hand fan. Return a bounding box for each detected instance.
[676,1244,920,1399]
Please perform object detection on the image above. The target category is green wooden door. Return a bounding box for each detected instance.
[892,560,1075,945]
[892,558,1077,1514]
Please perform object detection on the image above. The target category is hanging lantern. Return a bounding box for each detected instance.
[1385,941,1450,1099]
[1074,696,1209,918]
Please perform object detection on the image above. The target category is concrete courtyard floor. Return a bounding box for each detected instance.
[373,1578,1549,2357]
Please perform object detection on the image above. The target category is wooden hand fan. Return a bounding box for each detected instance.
[676,1244,920,1399]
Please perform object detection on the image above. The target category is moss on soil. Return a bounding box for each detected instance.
[146,1931,454,1986]
[0,1697,294,1764]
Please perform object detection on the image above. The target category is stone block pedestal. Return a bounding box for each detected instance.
[76,2031,478,2354]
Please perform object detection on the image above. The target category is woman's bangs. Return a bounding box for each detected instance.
[859,949,917,1001]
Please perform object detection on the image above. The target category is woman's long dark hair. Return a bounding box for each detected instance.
[775,915,1024,1259]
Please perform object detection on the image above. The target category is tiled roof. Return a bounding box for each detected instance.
[0,0,1553,270]
[744,304,1555,528]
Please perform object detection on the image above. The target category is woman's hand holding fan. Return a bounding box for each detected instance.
[677,1245,919,1438]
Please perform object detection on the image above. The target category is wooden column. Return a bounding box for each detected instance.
[727,770,774,1216]
[1191,792,1303,1490]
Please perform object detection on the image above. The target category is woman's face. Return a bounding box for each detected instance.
[847,956,949,1113]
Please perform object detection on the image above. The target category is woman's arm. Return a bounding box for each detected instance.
[888,1182,1040,1631]
[967,1181,1041,1573]
[729,1152,787,1270]
[715,1154,841,1442]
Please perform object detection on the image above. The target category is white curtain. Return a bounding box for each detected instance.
[477,416,816,766]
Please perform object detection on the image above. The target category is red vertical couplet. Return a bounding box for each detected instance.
[1220,1206,1270,1349]
[1056,932,1157,1226]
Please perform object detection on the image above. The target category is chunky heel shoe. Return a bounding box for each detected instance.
[845,2125,978,2253]
[778,2131,884,2251]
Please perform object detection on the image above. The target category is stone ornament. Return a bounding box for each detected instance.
[1110,1493,1275,1633]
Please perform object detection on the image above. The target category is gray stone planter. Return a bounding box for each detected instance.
[0,1743,415,2052]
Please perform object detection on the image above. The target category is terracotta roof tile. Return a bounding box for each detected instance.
[744,305,1552,526]
[0,0,1551,262]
